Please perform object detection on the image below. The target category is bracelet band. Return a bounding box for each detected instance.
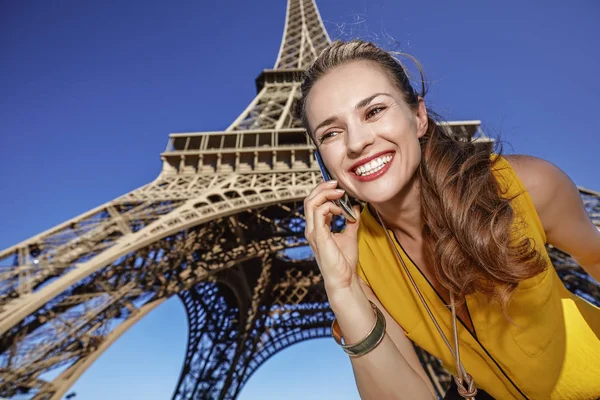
[331,301,386,357]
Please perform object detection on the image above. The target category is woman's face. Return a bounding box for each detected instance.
[305,60,428,205]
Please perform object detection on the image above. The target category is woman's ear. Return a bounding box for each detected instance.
[416,97,428,139]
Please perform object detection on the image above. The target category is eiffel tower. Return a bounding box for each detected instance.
[1,1,599,399]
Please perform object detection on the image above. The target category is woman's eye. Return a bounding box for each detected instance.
[366,107,385,119]
[319,130,340,143]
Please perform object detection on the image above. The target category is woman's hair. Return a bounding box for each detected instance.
[297,39,546,310]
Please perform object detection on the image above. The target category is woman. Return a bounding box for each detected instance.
[300,40,600,399]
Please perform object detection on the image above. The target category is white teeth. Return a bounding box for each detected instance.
[353,154,393,177]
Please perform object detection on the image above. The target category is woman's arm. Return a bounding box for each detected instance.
[328,276,437,400]
[303,181,435,399]
[505,155,600,282]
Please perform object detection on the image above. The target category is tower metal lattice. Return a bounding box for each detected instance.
[1,1,598,399]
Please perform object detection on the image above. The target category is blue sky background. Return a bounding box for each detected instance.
[1,0,599,399]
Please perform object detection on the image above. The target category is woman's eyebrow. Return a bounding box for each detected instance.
[355,92,392,109]
[313,116,338,134]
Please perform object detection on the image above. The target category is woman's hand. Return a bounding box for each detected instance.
[304,180,362,295]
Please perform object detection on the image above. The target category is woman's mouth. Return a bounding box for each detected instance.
[351,152,395,182]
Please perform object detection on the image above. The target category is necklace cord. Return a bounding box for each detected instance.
[374,209,477,399]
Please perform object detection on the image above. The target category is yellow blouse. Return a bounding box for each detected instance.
[356,156,600,399]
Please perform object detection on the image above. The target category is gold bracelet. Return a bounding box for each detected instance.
[331,301,386,357]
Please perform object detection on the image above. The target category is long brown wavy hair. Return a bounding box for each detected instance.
[297,39,547,310]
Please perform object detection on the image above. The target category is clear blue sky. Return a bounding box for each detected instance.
[1,1,598,399]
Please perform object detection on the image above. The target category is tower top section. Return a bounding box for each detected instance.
[274,0,331,70]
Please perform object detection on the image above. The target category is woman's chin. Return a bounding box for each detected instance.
[358,190,400,205]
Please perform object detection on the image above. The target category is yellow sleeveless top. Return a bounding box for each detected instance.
[356,156,600,399]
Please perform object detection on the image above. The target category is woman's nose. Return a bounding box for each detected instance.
[346,123,375,155]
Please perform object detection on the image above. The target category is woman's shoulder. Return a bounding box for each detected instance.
[502,154,600,264]
[489,154,557,244]
[500,154,569,219]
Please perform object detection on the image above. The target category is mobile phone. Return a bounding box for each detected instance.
[314,150,357,222]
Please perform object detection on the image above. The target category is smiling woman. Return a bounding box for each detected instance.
[299,40,600,400]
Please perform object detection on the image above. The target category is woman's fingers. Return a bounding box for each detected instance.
[341,204,362,238]
[312,200,344,242]
[304,181,345,236]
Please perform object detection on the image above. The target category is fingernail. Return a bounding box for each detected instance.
[326,180,338,185]
[334,188,345,193]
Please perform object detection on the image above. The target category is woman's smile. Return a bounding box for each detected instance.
[349,151,396,182]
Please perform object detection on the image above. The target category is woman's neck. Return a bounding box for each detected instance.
[370,172,423,241]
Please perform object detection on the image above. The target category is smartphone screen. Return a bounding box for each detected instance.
[314,150,357,222]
